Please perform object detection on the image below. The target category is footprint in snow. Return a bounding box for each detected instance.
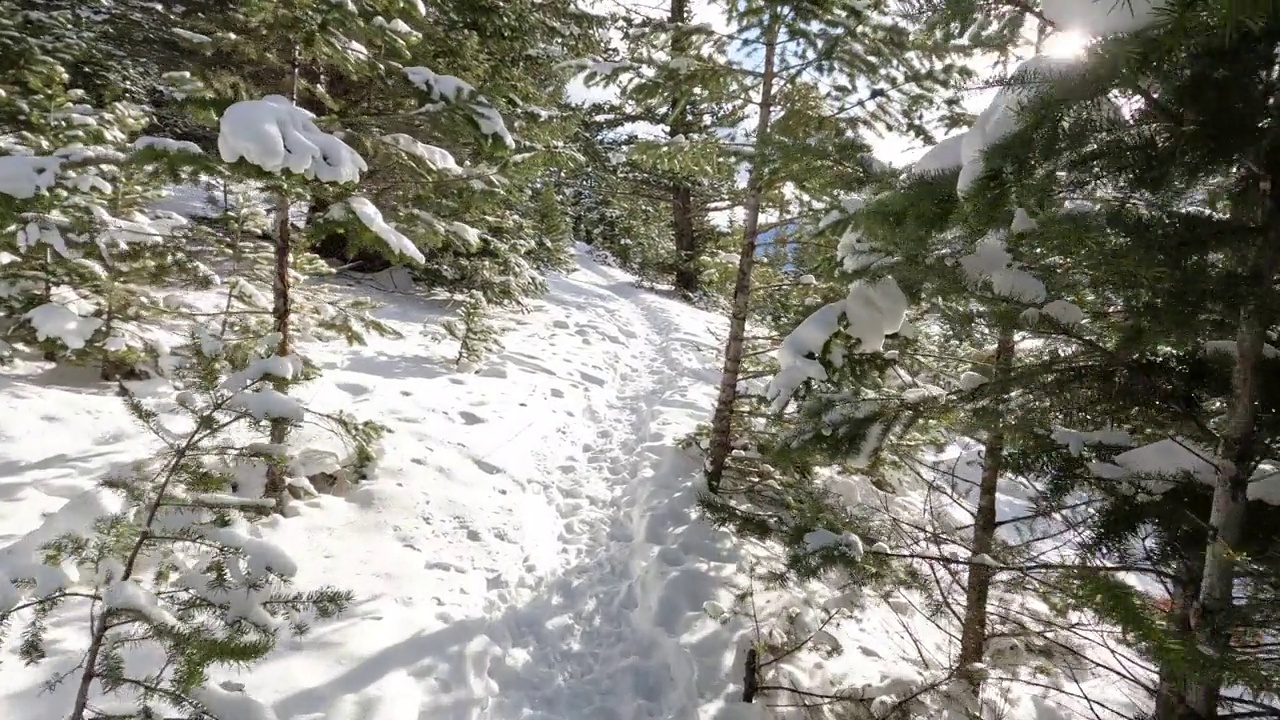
[336,381,372,396]
[472,458,502,475]
[552,319,571,329]
[458,410,486,425]
[549,388,565,398]
[579,371,606,387]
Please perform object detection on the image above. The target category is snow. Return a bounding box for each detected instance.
[190,685,278,720]
[172,27,213,44]
[218,96,367,183]
[22,303,103,350]
[1041,298,1084,325]
[1042,0,1167,37]
[346,197,426,264]
[1051,427,1133,456]
[959,232,1047,303]
[230,387,306,422]
[1011,207,1038,234]
[0,246,1156,720]
[380,133,461,173]
[403,67,514,148]
[1204,339,1280,359]
[958,56,1080,196]
[804,529,866,560]
[103,579,180,627]
[909,57,1082,196]
[910,132,964,175]
[766,276,907,412]
[1083,437,1280,504]
[0,155,63,198]
[0,248,756,719]
[134,135,203,155]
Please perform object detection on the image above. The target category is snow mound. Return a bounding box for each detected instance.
[0,155,63,198]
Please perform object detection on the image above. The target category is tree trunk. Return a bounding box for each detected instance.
[668,0,699,297]
[1186,306,1266,719]
[672,184,698,296]
[956,328,1015,687]
[705,14,779,493]
[1185,176,1280,717]
[266,193,293,506]
[1154,538,1206,720]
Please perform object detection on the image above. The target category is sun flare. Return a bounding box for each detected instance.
[1042,30,1092,59]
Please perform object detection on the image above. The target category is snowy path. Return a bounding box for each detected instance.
[463,263,735,720]
[253,252,745,720]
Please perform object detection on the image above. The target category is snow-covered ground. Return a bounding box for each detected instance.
[0,248,1147,720]
[0,249,758,719]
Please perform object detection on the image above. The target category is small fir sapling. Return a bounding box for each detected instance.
[0,331,354,720]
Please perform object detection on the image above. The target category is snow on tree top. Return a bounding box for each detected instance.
[909,55,1085,195]
[0,155,63,198]
[766,277,908,412]
[217,95,367,183]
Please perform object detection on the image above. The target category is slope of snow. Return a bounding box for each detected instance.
[0,247,1149,720]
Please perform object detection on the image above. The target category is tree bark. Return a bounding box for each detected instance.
[266,193,293,506]
[705,13,779,493]
[668,0,699,297]
[1185,177,1279,718]
[1154,538,1206,720]
[1186,306,1265,719]
[956,328,1015,686]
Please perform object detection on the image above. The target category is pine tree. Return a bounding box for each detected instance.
[702,0,974,491]
[0,331,356,719]
[570,0,743,296]
[443,289,502,371]
[760,2,1280,716]
[0,3,220,377]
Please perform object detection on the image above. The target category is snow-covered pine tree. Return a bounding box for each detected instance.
[700,0,974,492]
[156,0,603,309]
[761,1,1280,717]
[0,5,219,378]
[934,2,1280,716]
[0,330,355,719]
[564,0,743,297]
